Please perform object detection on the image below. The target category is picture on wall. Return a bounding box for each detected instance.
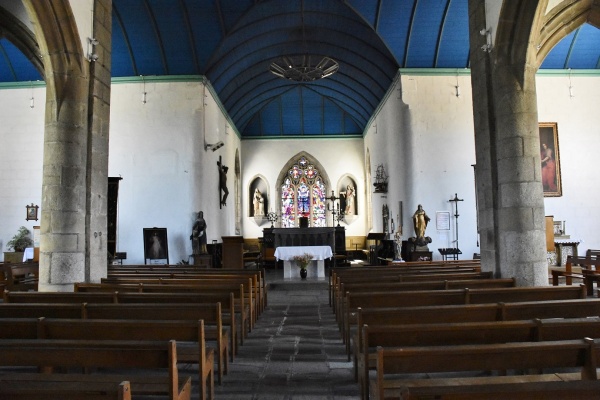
[143,227,169,264]
[539,122,562,197]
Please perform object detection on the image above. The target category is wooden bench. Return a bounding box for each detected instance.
[335,278,515,321]
[0,301,228,388]
[76,282,249,346]
[105,268,266,316]
[0,262,39,291]
[0,317,214,398]
[370,338,600,400]
[0,339,191,400]
[342,285,586,352]
[5,289,241,357]
[0,379,132,399]
[358,316,600,399]
[100,277,257,331]
[333,271,493,319]
[329,263,482,305]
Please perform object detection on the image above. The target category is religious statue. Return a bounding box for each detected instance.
[382,204,389,234]
[344,184,355,215]
[411,204,432,248]
[253,188,264,216]
[413,204,429,239]
[190,210,207,254]
[218,159,229,207]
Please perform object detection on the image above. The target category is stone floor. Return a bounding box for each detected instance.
[212,268,360,399]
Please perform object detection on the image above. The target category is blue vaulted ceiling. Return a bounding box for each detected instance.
[0,0,599,138]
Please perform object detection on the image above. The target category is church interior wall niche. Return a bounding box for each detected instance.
[250,177,268,223]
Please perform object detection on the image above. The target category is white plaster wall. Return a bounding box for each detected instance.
[536,74,600,251]
[108,81,239,264]
[241,138,366,239]
[0,86,44,259]
[1,72,599,263]
[365,73,479,260]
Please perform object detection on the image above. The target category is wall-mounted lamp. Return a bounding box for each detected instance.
[479,28,492,53]
[87,37,99,62]
[568,68,575,98]
[204,141,224,152]
[141,75,147,104]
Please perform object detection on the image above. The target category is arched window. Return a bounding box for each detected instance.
[280,156,327,227]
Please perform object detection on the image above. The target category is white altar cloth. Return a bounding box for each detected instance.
[274,246,333,278]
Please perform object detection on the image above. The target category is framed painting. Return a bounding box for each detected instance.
[539,122,562,197]
[143,227,169,264]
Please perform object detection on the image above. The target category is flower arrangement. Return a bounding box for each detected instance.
[292,252,313,269]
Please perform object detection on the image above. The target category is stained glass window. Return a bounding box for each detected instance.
[280,156,327,227]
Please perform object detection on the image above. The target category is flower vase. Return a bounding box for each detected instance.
[300,266,308,279]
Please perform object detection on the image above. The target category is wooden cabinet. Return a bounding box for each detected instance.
[222,236,244,269]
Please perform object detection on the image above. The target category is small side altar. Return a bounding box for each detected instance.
[274,245,333,278]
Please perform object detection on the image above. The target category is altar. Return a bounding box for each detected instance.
[274,245,333,278]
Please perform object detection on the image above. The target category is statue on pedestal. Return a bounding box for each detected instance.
[409,204,432,249]
[191,211,208,254]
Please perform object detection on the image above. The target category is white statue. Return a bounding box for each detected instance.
[253,188,264,216]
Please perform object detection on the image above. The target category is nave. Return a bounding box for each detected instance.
[214,271,360,399]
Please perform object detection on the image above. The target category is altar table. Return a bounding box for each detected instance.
[274,245,333,278]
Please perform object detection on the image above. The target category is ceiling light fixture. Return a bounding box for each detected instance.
[269,55,339,82]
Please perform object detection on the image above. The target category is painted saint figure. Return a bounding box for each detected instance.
[541,143,557,192]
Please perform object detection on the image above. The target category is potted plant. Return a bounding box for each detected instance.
[4,226,33,263]
[292,252,313,279]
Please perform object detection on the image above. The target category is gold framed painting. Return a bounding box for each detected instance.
[539,122,562,197]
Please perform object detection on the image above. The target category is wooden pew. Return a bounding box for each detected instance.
[75,282,249,345]
[0,317,214,398]
[5,289,241,357]
[104,270,265,318]
[370,338,599,400]
[0,379,132,400]
[357,316,600,399]
[0,262,39,291]
[333,271,493,318]
[0,302,228,389]
[351,298,600,367]
[107,266,267,313]
[0,339,192,400]
[335,278,516,321]
[329,263,482,305]
[342,285,586,351]
[99,277,257,330]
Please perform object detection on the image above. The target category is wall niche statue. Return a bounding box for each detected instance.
[250,177,268,222]
[338,175,358,224]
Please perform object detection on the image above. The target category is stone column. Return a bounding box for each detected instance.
[469,0,548,286]
[26,0,112,291]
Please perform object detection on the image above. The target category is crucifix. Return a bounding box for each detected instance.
[326,190,342,227]
[448,193,464,250]
[217,155,229,209]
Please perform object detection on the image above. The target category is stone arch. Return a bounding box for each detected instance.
[23,0,87,115]
[536,0,600,66]
[275,151,332,227]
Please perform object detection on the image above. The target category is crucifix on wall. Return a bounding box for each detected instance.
[217,155,229,209]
